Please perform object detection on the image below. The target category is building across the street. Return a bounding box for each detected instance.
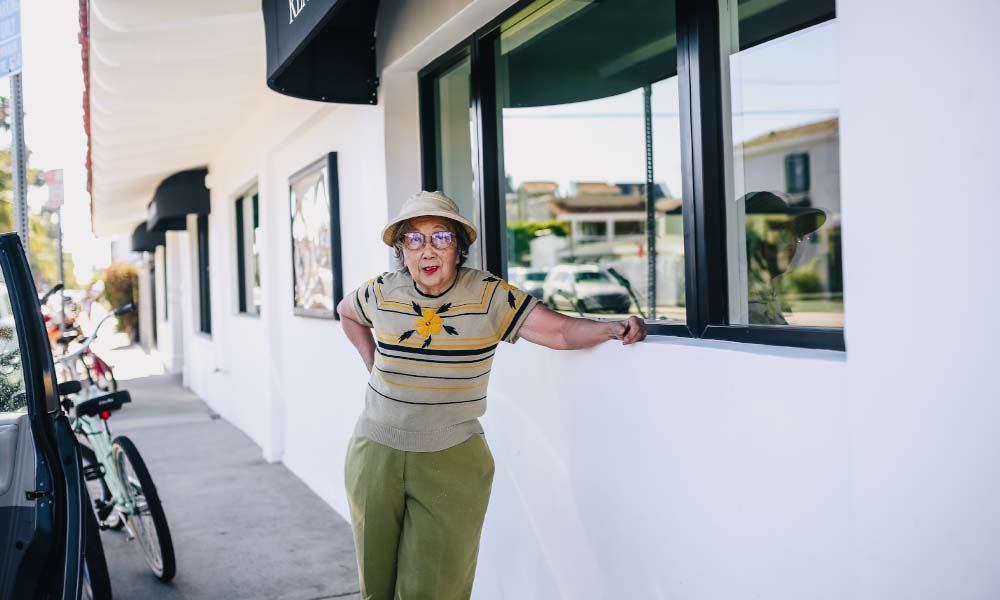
[81,0,1000,597]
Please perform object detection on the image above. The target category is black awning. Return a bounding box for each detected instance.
[130,221,165,253]
[262,0,380,104]
[147,168,210,232]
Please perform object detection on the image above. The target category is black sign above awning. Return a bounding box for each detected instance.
[130,221,165,253]
[262,0,380,104]
[147,168,210,232]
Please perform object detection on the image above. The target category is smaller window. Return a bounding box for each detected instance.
[613,220,645,236]
[579,221,607,238]
[784,153,811,194]
[162,249,168,322]
[149,260,157,344]
[197,214,212,335]
[235,187,261,315]
[290,153,344,319]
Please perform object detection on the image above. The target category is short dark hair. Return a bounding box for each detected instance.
[392,218,471,269]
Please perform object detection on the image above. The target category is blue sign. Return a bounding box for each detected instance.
[0,0,20,78]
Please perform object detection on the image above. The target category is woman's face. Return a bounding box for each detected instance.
[399,216,460,295]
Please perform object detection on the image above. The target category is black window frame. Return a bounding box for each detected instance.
[236,196,246,312]
[162,247,168,322]
[417,0,845,352]
[235,188,261,316]
[149,258,157,344]
[784,152,811,194]
[288,152,344,320]
[197,213,212,335]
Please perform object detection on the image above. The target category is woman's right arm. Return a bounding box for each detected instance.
[337,296,376,373]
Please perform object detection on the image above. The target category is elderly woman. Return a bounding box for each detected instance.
[337,191,645,599]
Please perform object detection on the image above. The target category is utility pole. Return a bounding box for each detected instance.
[643,84,656,320]
[10,73,27,256]
[1,1,27,256]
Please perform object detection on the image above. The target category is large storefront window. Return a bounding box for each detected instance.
[420,0,847,349]
[720,0,842,328]
[494,0,683,322]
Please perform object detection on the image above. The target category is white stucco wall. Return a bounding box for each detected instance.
[136,260,153,351]
[176,87,389,515]
[839,0,999,597]
[153,235,186,374]
[163,0,1000,597]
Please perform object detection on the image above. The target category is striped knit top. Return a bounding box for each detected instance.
[351,267,539,452]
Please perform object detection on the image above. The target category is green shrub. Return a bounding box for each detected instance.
[101,261,139,337]
[507,220,570,266]
[786,267,823,295]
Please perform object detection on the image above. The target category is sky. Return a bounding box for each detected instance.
[501,20,839,199]
[5,0,111,284]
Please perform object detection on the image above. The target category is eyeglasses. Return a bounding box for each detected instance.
[399,231,456,251]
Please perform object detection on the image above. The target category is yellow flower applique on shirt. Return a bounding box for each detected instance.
[398,302,459,348]
[415,309,442,337]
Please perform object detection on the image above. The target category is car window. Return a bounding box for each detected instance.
[574,272,611,283]
[0,284,26,413]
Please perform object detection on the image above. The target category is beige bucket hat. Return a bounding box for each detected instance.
[381,190,478,247]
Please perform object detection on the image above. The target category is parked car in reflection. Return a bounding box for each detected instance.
[542,264,632,313]
[507,266,547,299]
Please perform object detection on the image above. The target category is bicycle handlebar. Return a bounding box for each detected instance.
[39,282,64,304]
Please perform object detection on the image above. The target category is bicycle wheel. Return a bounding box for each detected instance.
[82,485,113,600]
[111,435,176,582]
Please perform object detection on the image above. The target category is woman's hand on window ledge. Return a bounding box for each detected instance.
[520,305,646,350]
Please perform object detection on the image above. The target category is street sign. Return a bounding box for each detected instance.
[44,169,64,210]
[0,0,20,78]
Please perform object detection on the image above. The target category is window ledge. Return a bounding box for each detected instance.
[642,329,846,362]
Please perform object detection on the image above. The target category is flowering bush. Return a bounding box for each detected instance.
[101,261,139,337]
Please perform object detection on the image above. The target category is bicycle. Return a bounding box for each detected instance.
[40,283,118,393]
[36,284,114,599]
[53,327,118,392]
[56,304,177,583]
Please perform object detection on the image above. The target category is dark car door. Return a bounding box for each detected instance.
[0,233,84,599]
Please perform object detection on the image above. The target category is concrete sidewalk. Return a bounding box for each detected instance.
[93,370,360,600]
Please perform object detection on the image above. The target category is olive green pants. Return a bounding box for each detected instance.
[344,434,495,600]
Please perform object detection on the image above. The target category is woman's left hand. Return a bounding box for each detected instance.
[609,316,647,345]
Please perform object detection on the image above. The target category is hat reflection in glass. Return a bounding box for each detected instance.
[742,191,827,325]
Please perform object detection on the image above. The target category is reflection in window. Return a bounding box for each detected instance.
[495,0,685,322]
[0,285,26,413]
[431,55,483,268]
[290,160,335,317]
[721,0,843,327]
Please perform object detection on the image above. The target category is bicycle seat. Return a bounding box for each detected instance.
[75,390,132,419]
